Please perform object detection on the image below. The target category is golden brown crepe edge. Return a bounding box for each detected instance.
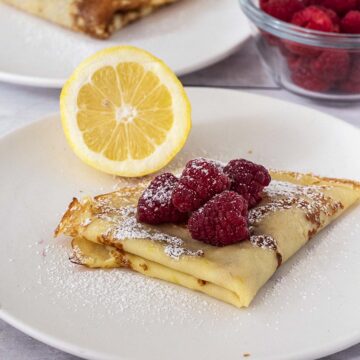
[71,236,246,308]
[270,170,360,192]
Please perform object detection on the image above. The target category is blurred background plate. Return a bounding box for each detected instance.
[0,0,250,88]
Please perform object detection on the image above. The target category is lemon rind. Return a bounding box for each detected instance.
[60,45,191,177]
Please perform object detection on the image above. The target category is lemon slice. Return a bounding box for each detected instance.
[60,46,191,177]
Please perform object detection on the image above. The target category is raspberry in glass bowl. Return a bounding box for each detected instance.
[239,0,360,100]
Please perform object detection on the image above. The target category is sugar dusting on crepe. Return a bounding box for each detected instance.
[25,213,358,332]
[103,206,204,260]
[13,185,358,335]
[250,235,277,251]
[249,181,343,226]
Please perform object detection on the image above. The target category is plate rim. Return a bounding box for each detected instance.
[1,306,359,360]
[0,3,250,88]
[0,42,245,89]
[0,87,359,360]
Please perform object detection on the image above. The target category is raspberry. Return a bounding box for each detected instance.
[284,40,321,56]
[223,159,271,208]
[323,7,340,27]
[278,41,298,57]
[172,158,230,213]
[309,0,357,16]
[188,191,249,247]
[338,57,360,93]
[291,57,333,91]
[291,6,340,32]
[348,56,360,82]
[260,0,306,22]
[310,50,350,81]
[287,55,306,72]
[284,7,339,56]
[339,80,360,94]
[341,11,360,34]
[137,173,187,225]
[339,81,360,93]
[262,31,282,46]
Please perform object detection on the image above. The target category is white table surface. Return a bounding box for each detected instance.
[0,38,359,360]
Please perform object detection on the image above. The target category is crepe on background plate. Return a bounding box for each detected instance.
[1,0,180,39]
[55,170,360,308]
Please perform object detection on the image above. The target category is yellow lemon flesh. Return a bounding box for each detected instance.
[60,46,191,177]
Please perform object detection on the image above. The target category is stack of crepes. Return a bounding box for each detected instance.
[55,170,360,308]
[1,0,180,38]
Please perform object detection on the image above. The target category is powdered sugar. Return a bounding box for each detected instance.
[172,158,230,213]
[80,218,91,226]
[137,173,188,224]
[112,174,151,191]
[39,239,222,326]
[249,181,342,226]
[264,180,325,198]
[250,234,277,252]
[39,205,360,330]
[106,206,203,260]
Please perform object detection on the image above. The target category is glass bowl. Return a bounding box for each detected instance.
[239,0,360,101]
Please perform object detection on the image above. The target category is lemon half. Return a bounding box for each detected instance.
[60,46,191,177]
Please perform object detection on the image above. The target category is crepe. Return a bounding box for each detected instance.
[55,170,360,307]
[2,0,179,39]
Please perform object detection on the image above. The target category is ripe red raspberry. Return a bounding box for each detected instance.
[260,0,306,22]
[339,81,360,93]
[284,41,321,56]
[322,6,341,29]
[291,57,333,91]
[172,158,230,213]
[338,57,360,93]
[287,55,303,72]
[172,158,230,212]
[278,42,294,57]
[310,51,350,81]
[309,0,357,16]
[339,80,360,93]
[137,173,187,225]
[188,191,249,247]
[291,6,340,32]
[341,11,360,34]
[348,56,360,82]
[223,159,271,208]
[284,7,339,56]
[262,31,282,46]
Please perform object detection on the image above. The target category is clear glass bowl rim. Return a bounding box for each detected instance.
[239,0,360,50]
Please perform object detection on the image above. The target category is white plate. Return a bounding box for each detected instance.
[0,88,360,360]
[0,0,250,88]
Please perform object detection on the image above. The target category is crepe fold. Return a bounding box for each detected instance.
[55,171,360,307]
[2,0,180,38]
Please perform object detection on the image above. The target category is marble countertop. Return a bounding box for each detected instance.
[0,38,359,360]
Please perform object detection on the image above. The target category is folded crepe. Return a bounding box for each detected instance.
[55,170,360,307]
[2,0,180,39]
